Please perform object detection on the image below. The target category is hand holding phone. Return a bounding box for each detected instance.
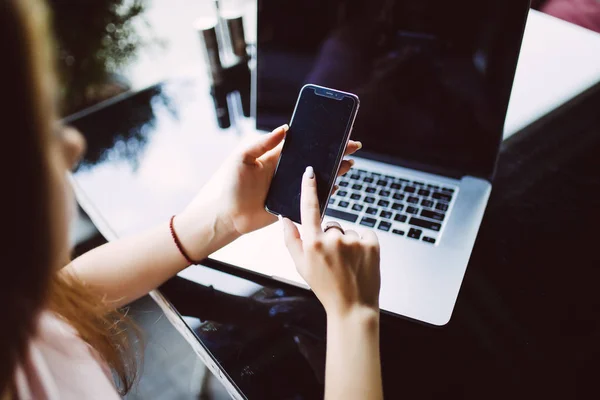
[265,84,360,223]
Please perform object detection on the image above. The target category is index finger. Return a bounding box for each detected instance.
[300,166,323,238]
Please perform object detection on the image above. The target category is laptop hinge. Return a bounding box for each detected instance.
[356,149,491,182]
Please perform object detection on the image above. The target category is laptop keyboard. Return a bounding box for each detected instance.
[325,167,457,245]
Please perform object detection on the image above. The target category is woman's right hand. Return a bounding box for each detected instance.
[282,166,384,400]
[281,166,381,319]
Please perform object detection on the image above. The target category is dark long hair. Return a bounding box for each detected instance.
[0,0,137,396]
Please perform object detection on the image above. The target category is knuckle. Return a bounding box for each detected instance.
[307,238,324,252]
[361,237,379,253]
[370,233,380,245]
[366,232,380,245]
[367,236,380,248]
[344,237,361,249]
[332,235,345,248]
[368,241,380,255]
[352,240,364,251]
[323,234,340,247]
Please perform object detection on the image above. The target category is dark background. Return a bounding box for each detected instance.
[257,0,530,179]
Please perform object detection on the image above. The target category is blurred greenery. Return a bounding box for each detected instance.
[48,0,152,114]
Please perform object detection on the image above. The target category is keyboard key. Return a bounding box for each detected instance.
[404,186,416,193]
[397,178,409,183]
[432,192,452,202]
[352,184,363,191]
[365,196,375,204]
[329,197,335,204]
[427,184,440,189]
[407,196,419,204]
[413,181,425,186]
[350,193,362,200]
[442,187,455,193]
[378,221,392,232]
[418,189,431,197]
[421,199,434,208]
[409,217,441,231]
[406,206,419,214]
[380,210,393,219]
[421,209,445,221]
[393,193,405,201]
[377,200,390,208]
[325,208,359,223]
[423,237,436,244]
[408,228,422,240]
[339,201,349,208]
[366,186,377,194]
[376,179,389,187]
[390,183,401,190]
[360,217,377,228]
[338,190,348,198]
[350,174,360,180]
[394,214,407,223]
[392,229,405,236]
[366,207,378,215]
[363,177,374,183]
[357,169,367,174]
[436,202,449,211]
[352,204,364,212]
[392,203,404,211]
[371,172,381,176]
[379,190,391,197]
[385,175,395,180]
[339,181,349,187]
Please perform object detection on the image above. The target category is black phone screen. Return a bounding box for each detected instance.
[266,86,358,223]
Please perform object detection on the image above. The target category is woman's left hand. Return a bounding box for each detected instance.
[180,124,361,245]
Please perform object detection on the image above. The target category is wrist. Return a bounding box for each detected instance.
[174,205,241,262]
[327,305,380,332]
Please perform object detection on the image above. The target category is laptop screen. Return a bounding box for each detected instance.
[256,0,529,179]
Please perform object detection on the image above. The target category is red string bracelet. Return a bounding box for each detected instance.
[169,215,199,265]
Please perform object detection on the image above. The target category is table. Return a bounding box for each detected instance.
[69,6,600,399]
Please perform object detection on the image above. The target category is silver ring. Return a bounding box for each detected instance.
[323,221,345,235]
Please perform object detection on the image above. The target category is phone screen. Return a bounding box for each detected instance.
[266,85,358,223]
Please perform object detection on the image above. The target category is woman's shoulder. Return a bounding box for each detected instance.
[14,311,121,400]
[35,311,80,345]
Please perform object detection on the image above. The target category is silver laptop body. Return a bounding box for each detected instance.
[211,0,530,325]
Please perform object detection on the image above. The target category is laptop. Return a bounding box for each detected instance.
[210,0,531,326]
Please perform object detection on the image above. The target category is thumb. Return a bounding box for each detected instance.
[243,124,288,163]
[281,216,303,263]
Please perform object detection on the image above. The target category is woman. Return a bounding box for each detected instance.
[1,0,383,399]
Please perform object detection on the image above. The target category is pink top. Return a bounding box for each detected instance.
[13,312,120,400]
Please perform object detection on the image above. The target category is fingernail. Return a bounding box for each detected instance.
[356,141,363,150]
[334,184,339,192]
[280,124,289,132]
[348,159,356,166]
[305,166,314,179]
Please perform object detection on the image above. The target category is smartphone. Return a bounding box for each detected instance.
[265,84,360,223]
